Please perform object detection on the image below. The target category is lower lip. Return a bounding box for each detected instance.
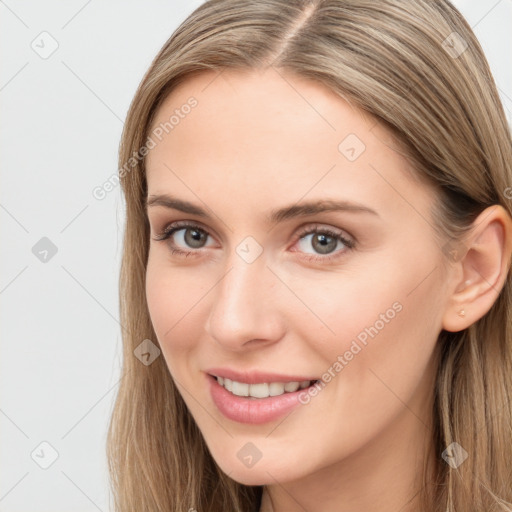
[207,374,312,425]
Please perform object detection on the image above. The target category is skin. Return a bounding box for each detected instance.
[144,67,512,512]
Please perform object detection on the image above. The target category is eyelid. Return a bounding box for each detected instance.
[153,219,354,242]
[293,223,355,245]
[152,220,356,261]
[153,219,219,243]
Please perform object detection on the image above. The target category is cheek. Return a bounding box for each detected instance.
[145,258,199,360]
[280,265,441,465]
[145,258,172,336]
[283,266,406,359]
[291,254,442,402]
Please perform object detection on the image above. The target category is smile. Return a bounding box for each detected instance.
[214,375,317,399]
[207,374,321,424]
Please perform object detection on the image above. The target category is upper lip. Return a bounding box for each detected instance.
[206,367,319,384]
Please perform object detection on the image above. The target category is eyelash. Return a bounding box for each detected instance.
[152,221,356,263]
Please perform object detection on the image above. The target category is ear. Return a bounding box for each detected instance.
[442,204,512,333]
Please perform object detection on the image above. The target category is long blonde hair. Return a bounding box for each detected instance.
[106,1,512,510]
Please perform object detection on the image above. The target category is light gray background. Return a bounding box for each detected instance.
[1,1,511,510]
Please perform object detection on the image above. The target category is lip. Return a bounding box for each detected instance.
[205,367,319,384]
[206,373,318,425]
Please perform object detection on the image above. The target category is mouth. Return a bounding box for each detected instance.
[207,373,320,424]
[210,374,320,399]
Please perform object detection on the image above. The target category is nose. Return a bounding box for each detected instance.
[203,248,286,352]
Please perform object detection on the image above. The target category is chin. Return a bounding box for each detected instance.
[211,449,303,486]
[226,469,270,486]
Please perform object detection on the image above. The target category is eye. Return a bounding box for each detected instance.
[292,225,355,262]
[152,221,355,262]
[152,221,215,257]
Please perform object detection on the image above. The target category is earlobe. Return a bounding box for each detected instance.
[441,205,512,333]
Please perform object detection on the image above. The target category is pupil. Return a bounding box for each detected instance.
[313,233,336,254]
[186,228,206,248]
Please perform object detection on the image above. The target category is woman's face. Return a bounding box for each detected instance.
[145,68,452,485]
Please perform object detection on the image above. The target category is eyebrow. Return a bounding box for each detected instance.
[146,194,379,223]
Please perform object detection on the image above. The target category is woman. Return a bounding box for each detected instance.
[106,1,512,510]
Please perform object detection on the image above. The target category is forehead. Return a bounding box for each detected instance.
[148,67,378,151]
[145,68,435,223]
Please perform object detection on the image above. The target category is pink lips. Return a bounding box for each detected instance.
[205,367,318,384]
[205,369,319,425]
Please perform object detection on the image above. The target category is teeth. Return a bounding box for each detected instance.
[250,383,269,398]
[231,380,249,397]
[216,377,314,398]
[269,382,285,396]
[284,381,300,392]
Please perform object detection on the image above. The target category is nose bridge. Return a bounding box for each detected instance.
[205,245,283,349]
